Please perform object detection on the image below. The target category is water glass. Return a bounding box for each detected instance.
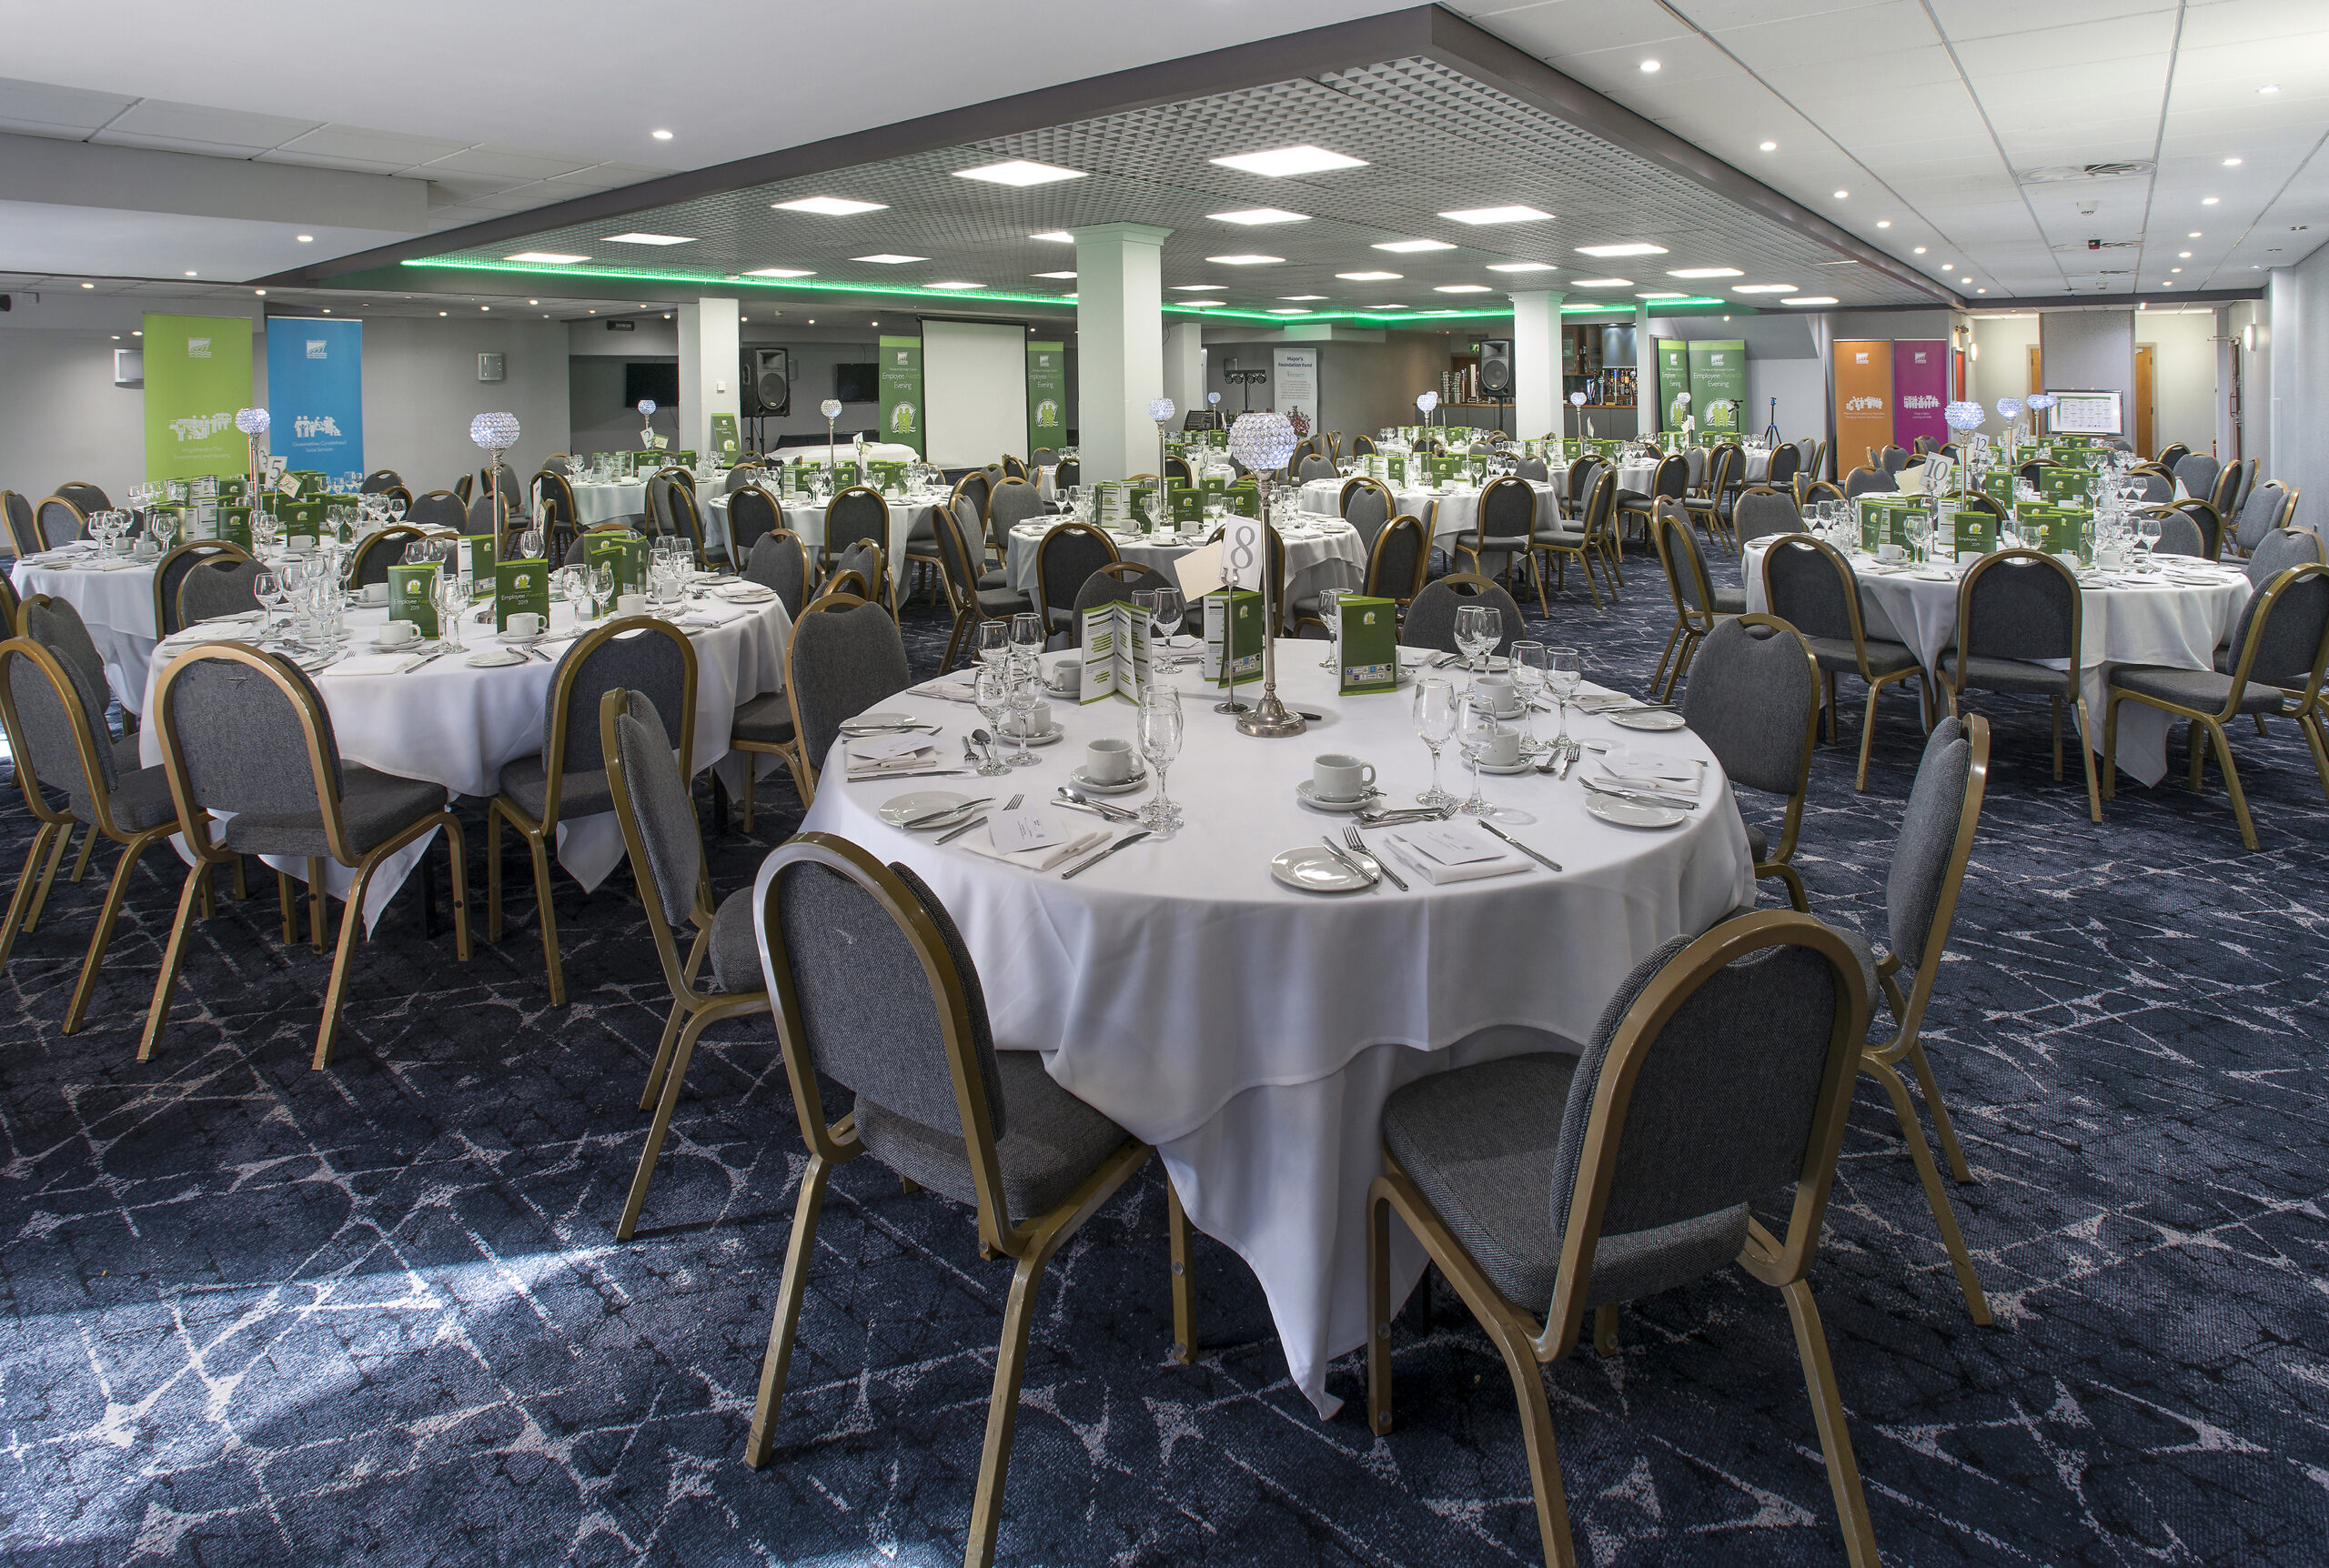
[972,665,1013,776]
[1456,691,1498,817]
[1547,647,1582,760]
[977,621,1011,666]
[1010,611,1044,662]
[1137,684,1185,830]
[1511,640,1548,752]
[1412,677,1458,807]
[433,571,470,651]
[1003,661,1043,765]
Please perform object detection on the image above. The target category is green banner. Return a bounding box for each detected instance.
[144,314,254,482]
[708,413,741,462]
[1655,339,1691,431]
[878,336,923,457]
[1687,340,1746,434]
[1027,340,1067,455]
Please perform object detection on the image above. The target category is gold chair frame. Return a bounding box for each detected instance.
[1943,548,2102,823]
[1762,534,1938,790]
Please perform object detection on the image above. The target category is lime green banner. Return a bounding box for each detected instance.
[1028,341,1067,454]
[878,336,923,457]
[1687,340,1747,433]
[1655,340,1690,431]
[144,314,254,482]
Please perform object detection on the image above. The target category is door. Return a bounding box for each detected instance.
[2027,345,2042,396]
[2134,345,2156,457]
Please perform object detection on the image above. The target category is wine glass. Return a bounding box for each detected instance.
[388,494,407,524]
[519,525,545,560]
[1453,603,1487,674]
[1473,604,1503,671]
[1003,660,1042,766]
[589,563,616,620]
[432,569,469,651]
[1546,647,1582,763]
[977,621,1011,666]
[1456,690,1499,817]
[2136,510,2163,568]
[1511,640,1548,753]
[972,664,1013,776]
[1413,677,1458,807]
[253,568,286,642]
[1010,611,1044,662]
[1137,683,1185,830]
[1150,586,1183,644]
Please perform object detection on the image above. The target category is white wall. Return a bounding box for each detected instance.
[2039,309,2137,436]
[2266,253,2326,507]
[2227,297,2267,476]
[358,316,570,492]
[1968,313,2042,426]
[2134,308,2217,461]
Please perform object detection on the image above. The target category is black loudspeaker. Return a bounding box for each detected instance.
[1477,337,1514,397]
[743,347,790,416]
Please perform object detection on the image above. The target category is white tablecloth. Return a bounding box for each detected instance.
[1298,481,1564,549]
[11,548,159,712]
[781,650,1754,1414]
[139,592,792,930]
[705,492,946,570]
[570,481,648,528]
[1741,538,2252,786]
[767,442,921,467]
[1005,519,1366,607]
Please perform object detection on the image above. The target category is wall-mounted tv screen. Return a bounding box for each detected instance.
[623,361,680,407]
[833,362,879,403]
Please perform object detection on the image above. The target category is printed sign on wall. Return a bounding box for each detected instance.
[878,335,924,457]
[1832,340,1894,474]
[144,313,254,481]
[1273,347,1318,438]
[1686,340,1746,432]
[266,317,364,476]
[1892,339,1948,453]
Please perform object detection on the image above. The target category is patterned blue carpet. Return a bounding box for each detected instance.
[4,541,2327,1565]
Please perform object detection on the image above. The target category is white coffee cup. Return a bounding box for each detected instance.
[617,592,647,616]
[1475,671,1517,712]
[507,612,541,638]
[1879,541,1904,563]
[377,618,419,647]
[1012,700,1052,737]
[1473,726,1522,768]
[360,582,388,605]
[1085,737,1135,784]
[1048,662,1082,698]
[1313,753,1376,801]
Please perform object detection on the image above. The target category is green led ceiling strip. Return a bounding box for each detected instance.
[399,257,1731,322]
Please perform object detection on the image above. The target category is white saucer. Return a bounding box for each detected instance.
[1271,844,1372,893]
[1587,793,1686,829]
[1069,766,1147,795]
[372,637,426,654]
[854,711,913,729]
[1002,722,1066,747]
[1470,759,1536,776]
[877,789,971,827]
[466,648,528,668]
[498,629,545,648]
[1608,709,1688,732]
[1296,779,1376,812]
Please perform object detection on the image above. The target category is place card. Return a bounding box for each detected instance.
[851,732,930,763]
[1406,821,1504,865]
[1203,588,1263,688]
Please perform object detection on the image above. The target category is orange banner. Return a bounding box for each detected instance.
[1832,340,1893,477]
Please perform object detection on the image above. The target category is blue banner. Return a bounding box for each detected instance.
[266,317,364,475]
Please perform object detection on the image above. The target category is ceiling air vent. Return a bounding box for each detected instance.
[2019,162,2156,184]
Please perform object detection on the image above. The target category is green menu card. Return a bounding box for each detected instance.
[832,461,862,488]
[1225,483,1260,519]
[672,449,697,469]
[495,558,549,632]
[1201,474,1228,497]
[278,498,324,543]
[214,505,252,549]
[1170,488,1205,528]
[1942,502,1996,558]
[588,533,648,596]
[709,413,741,460]
[458,534,497,587]
[1203,588,1264,688]
[1077,599,1154,704]
[1337,595,1398,694]
[870,459,907,495]
[2039,467,2092,505]
[215,475,247,503]
[1126,481,1160,528]
[388,563,440,638]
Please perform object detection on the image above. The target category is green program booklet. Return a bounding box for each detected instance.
[1225,483,1260,519]
[1941,502,1996,558]
[388,562,440,638]
[1337,595,1398,695]
[709,413,741,461]
[1203,588,1264,688]
[1170,488,1205,528]
[278,498,324,543]
[869,459,907,495]
[495,558,549,632]
[1078,600,1154,704]
[458,534,497,586]
[214,505,252,549]
[588,533,648,596]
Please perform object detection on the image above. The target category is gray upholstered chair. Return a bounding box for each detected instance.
[1842,467,1896,499]
[35,497,87,548]
[1940,550,2101,821]
[361,469,404,494]
[1648,500,1741,699]
[1683,613,1821,910]
[2173,453,2219,504]
[1616,453,1687,542]
[1400,573,1523,661]
[406,490,465,530]
[4,490,40,556]
[822,487,887,579]
[1763,535,1932,789]
[722,464,763,495]
[2105,563,2329,850]
[783,596,912,799]
[1878,445,1911,475]
[1734,486,1801,548]
[2131,470,2173,505]
[933,502,1027,672]
[1072,560,1172,621]
[1821,712,1995,1326]
[983,477,1051,570]
[1682,446,1740,553]
[56,481,109,514]
[1364,515,1430,609]
[2147,508,2206,558]
[1562,456,1600,521]
[1030,446,1058,468]
[601,689,772,1240]
[829,538,888,607]
[2232,481,2297,556]
[0,636,180,1030]
[1297,454,1336,483]
[1457,475,1543,611]
[1766,441,1801,489]
[1529,468,1608,608]
[953,470,993,546]
[22,595,111,714]
[489,618,696,1005]
[2207,457,2245,524]
[175,557,264,626]
[2226,456,2260,522]
[1366,911,1880,1568]
[465,492,512,537]
[2236,527,2325,601]
[726,486,782,567]
[1338,477,1394,550]
[743,833,1197,1568]
[1054,457,1081,487]
[663,482,710,569]
[1513,457,1548,483]
[1033,521,1121,638]
[141,646,468,1068]
[743,528,810,618]
[1683,446,1709,495]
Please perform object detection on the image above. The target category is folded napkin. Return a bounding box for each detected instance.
[1594,749,1699,786]
[320,652,428,677]
[849,733,933,765]
[1379,820,1529,885]
[84,558,144,571]
[536,637,580,664]
[962,826,1110,873]
[911,678,983,704]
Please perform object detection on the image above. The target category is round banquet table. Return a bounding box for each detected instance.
[704,490,949,569]
[139,588,792,931]
[1004,518,1366,605]
[1740,537,2253,786]
[11,545,159,712]
[1298,479,1563,550]
[774,647,1755,1415]
[570,479,648,528]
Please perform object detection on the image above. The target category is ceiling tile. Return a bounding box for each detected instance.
[421,146,599,181]
[1472,0,1691,61]
[0,76,136,133]
[274,124,473,166]
[97,97,321,150]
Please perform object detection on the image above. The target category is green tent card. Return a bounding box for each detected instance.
[588,533,648,595]
[709,413,741,459]
[1077,599,1154,704]
[388,562,440,638]
[495,558,549,632]
[1170,488,1205,527]
[1203,588,1264,688]
[277,498,324,542]
[458,534,497,587]
[1337,595,1398,695]
[214,505,252,549]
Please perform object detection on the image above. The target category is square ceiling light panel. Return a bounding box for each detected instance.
[774,196,887,216]
[1208,145,1367,176]
[1439,206,1552,224]
[953,159,1086,186]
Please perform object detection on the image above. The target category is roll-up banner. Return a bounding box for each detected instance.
[144,313,254,481]
[1892,339,1948,452]
[1656,339,1690,430]
[1686,340,1746,433]
[1027,341,1067,454]
[265,317,364,476]
[878,335,924,457]
[1832,340,1894,471]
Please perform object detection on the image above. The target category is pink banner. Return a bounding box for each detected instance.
[1893,339,1948,449]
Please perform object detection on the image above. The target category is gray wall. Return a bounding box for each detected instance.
[358,315,570,492]
[1202,329,1455,440]
[2038,309,2138,434]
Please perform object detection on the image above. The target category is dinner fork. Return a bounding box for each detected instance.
[1343,827,1407,891]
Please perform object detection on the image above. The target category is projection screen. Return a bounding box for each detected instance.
[922,319,1029,467]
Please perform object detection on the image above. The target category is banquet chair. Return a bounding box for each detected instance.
[1030,447,1058,469]
[478,464,522,509]
[2173,498,2225,559]
[360,470,403,494]
[2105,564,2329,850]
[1033,521,1122,639]
[1072,561,1174,623]
[1298,454,1337,484]
[1365,911,1880,1568]
[933,504,1027,673]
[154,540,254,637]
[530,470,579,559]
[1516,457,1550,483]
[55,482,109,515]
[1683,614,1821,910]
[983,478,1049,572]
[2175,457,2223,502]
[1767,442,1801,489]
[1054,458,1080,487]
[489,618,696,1007]
[1001,455,1028,481]
[465,492,512,538]
[2130,470,2174,505]
[660,466,698,497]
[1561,457,1598,520]
[2236,528,2325,601]
[664,482,710,570]
[141,645,469,1068]
[722,464,763,495]
[726,487,782,568]
[1940,550,2102,822]
[1615,454,1686,542]
[1842,467,1895,499]
[2206,458,2244,525]
[2157,442,2192,471]
[35,497,88,548]
[1339,477,1394,549]
[1682,446,1741,554]
[952,470,994,545]
[0,637,181,1032]
[1352,434,1377,457]
[2232,482,2299,556]
[1763,535,1933,790]
[1164,455,1195,487]
[453,475,472,505]
[4,491,40,556]
[0,573,16,639]
[1878,446,1911,476]
[1459,476,1544,611]
[1734,487,1801,548]
[1530,470,1608,609]
[176,557,264,625]
[2229,457,2262,520]
[1401,574,1523,661]
[745,837,1202,1568]
[784,597,911,800]
[641,472,678,539]
[2144,508,2207,558]
[601,689,773,1241]
[832,540,889,608]
[1821,712,1996,1325]
[1683,447,1709,498]
[821,487,888,582]
[1647,501,1741,699]
[407,490,465,529]
[1804,477,1848,513]
[1366,515,1431,610]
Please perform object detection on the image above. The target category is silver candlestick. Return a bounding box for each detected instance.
[1235,477,1304,738]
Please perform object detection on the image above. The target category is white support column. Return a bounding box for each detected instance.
[1074,222,1171,482]
[1634,302,1653,439]
[1508,290,1566,439]
[1163,320,1205,427]
[676,297,741,458]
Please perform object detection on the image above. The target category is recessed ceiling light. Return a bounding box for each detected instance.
[928,281,983,289]
[253,288,265,296]
[605,233,695,246]
[651,128,674,140]
[954,159,1086,186]
[1031,231,1075,243]
[1267,307,1312,314]
[1207,254,1284,265]
[1486,262,1558,273]
[506,252,588,264]
[1170,283,1224,290]
[1877,220,1892,228]
[1939,261,1954,269]
[2180,251,2193,258]
[774,196,887,216]
[2172,267,2183,273]
[1913,246,1928,254]
[184,269,197,276]
[2162,280,2174,286]
[1759,141,1777,151]
[1209,145,1367,177]
[1782,296,1838,306]
[1434,285,1492,293]
[1209,207,1309,226]
[2260,84,2281,94]
[131,329,140,336]
[1570,277,1633,287]
[1370,304,1412,309]
[853,254,926,264]
[1576,243,1669,257]
[1833,190,1850,199]
[1439,206,1553,225]
[1033,270,1076,279]
[2223,156,2243,166]
[79,281,92,288]
[1180,300,1225,307]
[528,298,539,305]
[1639,59,1660,72]
[296,234,313,243]
[1279,295,1327,300]
[438,310,447,316]
[1730,284,1800,294]
[1978,287,1987,293]
[744,267,815,277]
[479,305,490,311]
[1668,267,1742,278]
[2203,196,2220,205]
[1375,239,1456,253]
[1336,270,1401,281]
[1636,291,1686,298]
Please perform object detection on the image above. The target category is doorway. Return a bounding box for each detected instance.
[2134,346,2156,457]
[2027,345,2042,396]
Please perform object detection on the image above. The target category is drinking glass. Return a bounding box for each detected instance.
[1319,588,1352,669]
[589,563,616,619]
[1473,604,1503,670]
[1010,611,1044,662]
[1412,677,1458,807]
[977,621,1011,667]
[433,570,469,651]
[1546,647,1582,761]
[1151,586,1183,643]
[1137,683,1185,830]
[388,494,407,524]
[151,509,179,553]
[1453,604,1486,673]
[519,526,544,561]
[1003,660,1042,766]
[253,568,286,642]
[972,665,1013,775]
[2136,511,2163,567]
[1511,640,1548,753]
[1456,690,1499,817]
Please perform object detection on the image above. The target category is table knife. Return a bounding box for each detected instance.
[847,767,973,782]
[1060,829,1151,879]
[1581,779,1699,810]
[1477,819,1563,871]
[935,814,989,845]
[901,796,992,829]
